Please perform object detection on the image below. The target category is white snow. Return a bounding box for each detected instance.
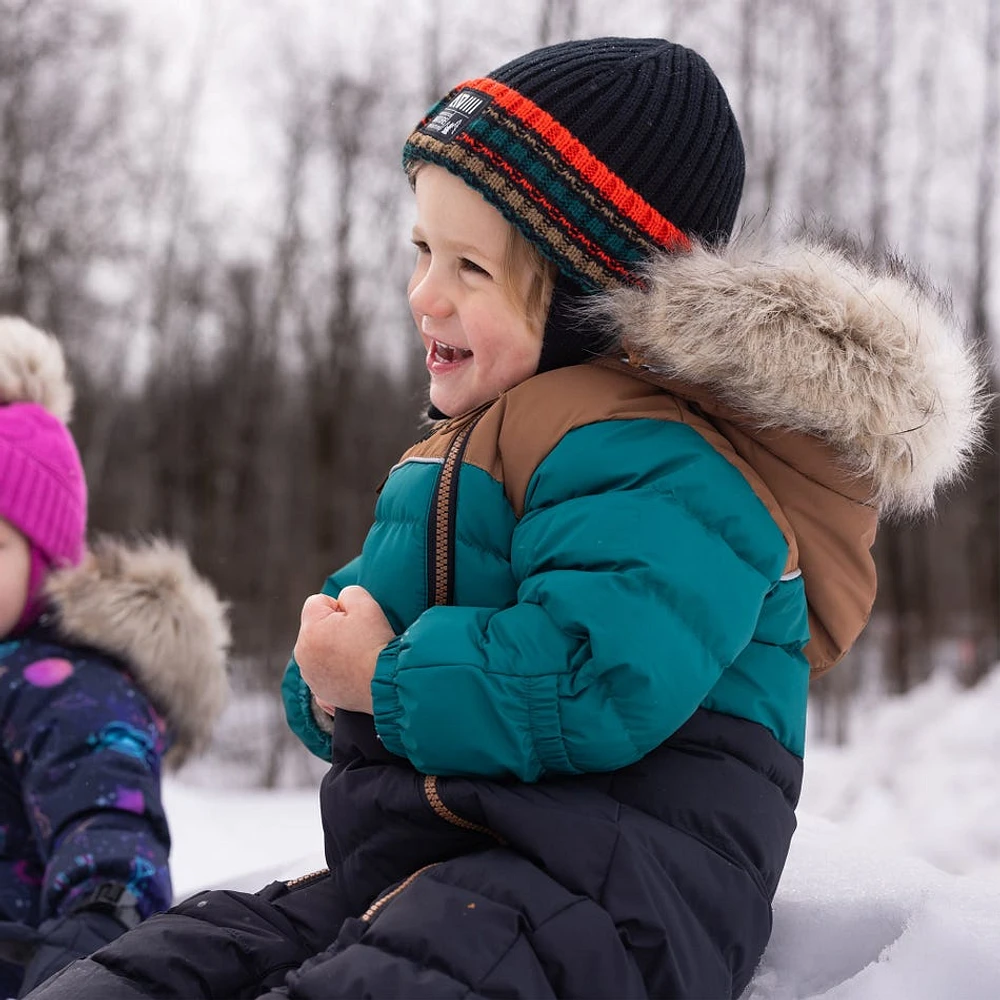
[163,670,1000,998]
[163,782,324,896]
[746,817,1000,999]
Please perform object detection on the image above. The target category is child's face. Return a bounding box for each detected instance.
[408,164,545,417]
[0,516,32,637]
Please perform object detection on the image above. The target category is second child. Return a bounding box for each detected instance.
[0,318,230,997]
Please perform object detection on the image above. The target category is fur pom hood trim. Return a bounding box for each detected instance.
[0,316,74,421]
[44,537,231,768]
[591,234,988,516]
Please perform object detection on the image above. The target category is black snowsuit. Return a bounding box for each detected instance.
[25,708,800,999]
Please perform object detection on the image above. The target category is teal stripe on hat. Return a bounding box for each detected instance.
[473,116,651,263]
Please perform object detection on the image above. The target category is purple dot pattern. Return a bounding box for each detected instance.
[0,624,173,953]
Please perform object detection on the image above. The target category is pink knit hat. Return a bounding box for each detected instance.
[0,317,87,629]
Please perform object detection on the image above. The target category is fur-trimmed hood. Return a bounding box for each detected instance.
[43,537,231,768]
[591,233,987,516]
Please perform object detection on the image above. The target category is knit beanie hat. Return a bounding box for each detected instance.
[0,317,87,629]
[403,37,745,376]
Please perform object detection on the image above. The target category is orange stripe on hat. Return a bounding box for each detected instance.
[464,77,692,253]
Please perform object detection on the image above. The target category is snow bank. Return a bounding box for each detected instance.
[746,815,1000,999]
[801,670,1000,876]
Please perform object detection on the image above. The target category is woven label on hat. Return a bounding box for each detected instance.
[418,89,493,143]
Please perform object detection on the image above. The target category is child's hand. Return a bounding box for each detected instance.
[293,586,395,715]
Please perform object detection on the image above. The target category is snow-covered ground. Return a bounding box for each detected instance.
[164,670,1000,999]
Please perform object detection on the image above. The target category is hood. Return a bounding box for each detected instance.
[590,232,987,517]
[43,537,231,768]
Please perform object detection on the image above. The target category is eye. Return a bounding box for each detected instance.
[458,257,491,277]
[411,239,430,255]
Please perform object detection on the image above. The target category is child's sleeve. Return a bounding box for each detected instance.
[3,648,173,922]
[281,556,361,761]
[371,419,792,781]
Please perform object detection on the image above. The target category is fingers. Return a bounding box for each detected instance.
[300,593,342,627]
[335,585,374,613]
[295,595,344,680]
[293,585,389,717]
[299,587,372,625]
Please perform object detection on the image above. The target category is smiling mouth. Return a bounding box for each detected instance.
[429,340,473,363]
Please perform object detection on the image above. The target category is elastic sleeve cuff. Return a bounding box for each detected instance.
[525,673,577,774]
[281,659,333,762]
[371,637,406,757]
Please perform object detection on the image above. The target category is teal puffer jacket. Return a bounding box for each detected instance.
[283,362,812,781]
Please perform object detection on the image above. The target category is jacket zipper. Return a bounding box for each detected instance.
[360,863,439,922]
[358,778,505,929]
[359,778,507,925]
[421,409,507,844]
[284,867,330,888]
[422,775,506,843]
[426,407,488,607]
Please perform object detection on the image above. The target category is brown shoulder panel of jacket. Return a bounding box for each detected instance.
[463,363,687,518]
[465,363,799,562]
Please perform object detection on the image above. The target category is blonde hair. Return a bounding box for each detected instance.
[501,224,558,332]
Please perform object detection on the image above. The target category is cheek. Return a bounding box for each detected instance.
[512,315,545,370]
[508,337,542,379]
[482,327,542,386]
[0,551,31,602]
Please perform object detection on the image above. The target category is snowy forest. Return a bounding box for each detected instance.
[1,0,998,780]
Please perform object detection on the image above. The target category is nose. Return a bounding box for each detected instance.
[408,262,452,322]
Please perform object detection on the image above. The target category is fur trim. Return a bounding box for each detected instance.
[588,233,988,515]
[44,537,231,768]
[0,316,75,421]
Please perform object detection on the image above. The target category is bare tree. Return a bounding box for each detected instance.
[799,0,866,224]
[0,0,129,335]
[868,0,892,255]
[145,5,221,359]
[422,0,445,106]
[971,0,999,351]
[537,0,579,45]
[738,0,760,161]
[965,0,1000,684]
[736,0,790,233]
[864,0,923,695]
[80,4,221,492]
[658,0,696,40]
[906,0,942,266]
